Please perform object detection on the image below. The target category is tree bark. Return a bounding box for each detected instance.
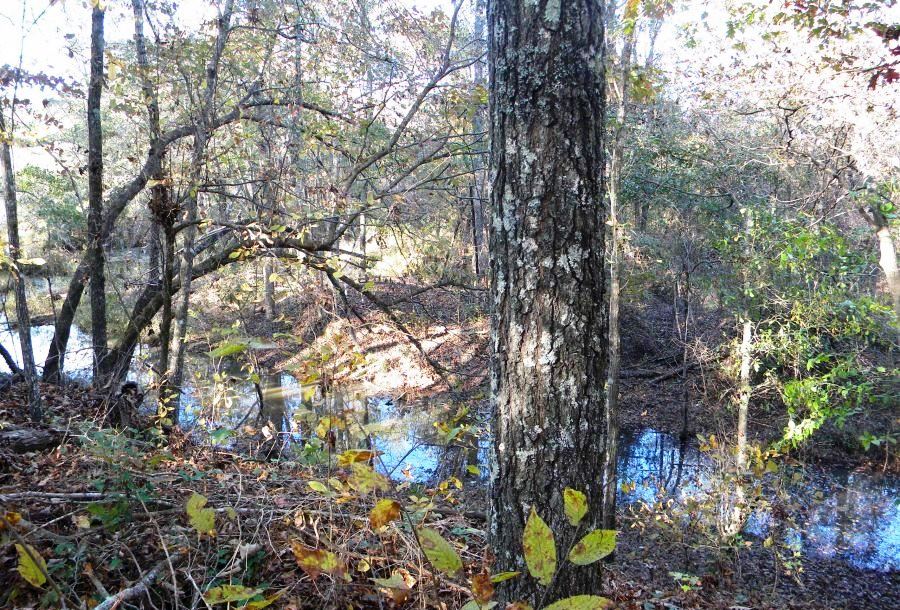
[0,112,42,421]
[601,1,635,531]
[87,5,109,385]
[736,208,754,468]
[470,0,487,276]
[860,205,899,346]
[489,0,608,604]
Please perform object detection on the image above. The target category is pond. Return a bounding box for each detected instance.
[0,319,897,573]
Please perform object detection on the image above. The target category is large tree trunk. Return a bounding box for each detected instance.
[0,112,42,421]
[489,0,608,604]
[87,5,109,385]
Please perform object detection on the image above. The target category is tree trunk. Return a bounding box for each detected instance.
[0,112,42,421]
[87,5,109,385]
[489,0,607,604]
[861,206,899,346]
[170,0,233,420]
[736,208,754,468]
[736,319,752,468]
[601,1,635,531]
[470,0,487,276]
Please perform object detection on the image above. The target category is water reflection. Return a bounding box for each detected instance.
[615,429,899,572]
[0,323,895,571]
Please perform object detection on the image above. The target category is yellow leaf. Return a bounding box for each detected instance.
[337,449,379,466]
[186,493,216,536]
[522,507,556,586]
[568,529,616,565]
[1,511,22,529]
[563,488,588,526]
[348,463,391,494]
[203,584,261,605]
[290,541,344,579]
[15,543,47,588]
[370,499,401,528]
[543,595,612,610]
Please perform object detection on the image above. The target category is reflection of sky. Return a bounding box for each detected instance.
[0,317,94,381]
[615,428,899,572]
[2,321,896,571]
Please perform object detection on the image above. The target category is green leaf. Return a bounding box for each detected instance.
[209,342,248,358]
[522,507,556,586]
[15,544,47,588]
[567,529,616,565]
[490,570,521,583]
[209,428,233,444]
[563,488,588,526]
[417,527,462,576]
[203,584,261,605]
[186,493,216,535]
[543,595,613,610]
[765,460,778,474]
[308,481,334,496]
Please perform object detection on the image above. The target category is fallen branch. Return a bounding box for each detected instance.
[92,551,183,610]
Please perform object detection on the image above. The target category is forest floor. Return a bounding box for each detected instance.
[1,377,897,609]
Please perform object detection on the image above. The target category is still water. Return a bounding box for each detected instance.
[0,321,896,572]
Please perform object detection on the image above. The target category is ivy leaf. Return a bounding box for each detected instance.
[563,488,588,526]
[290,541,345,579]
[370,499,401,528]
[543,595,613,610]
[417,527,462,576]
[203,584,261,605]
[567,529,616,565]
[186,493,216,536]
[522,507,556,586]
[15,544,47,588]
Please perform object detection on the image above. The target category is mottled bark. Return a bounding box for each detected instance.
[0,112,42,421]
[87,6,109,385]
[489,0,608,604]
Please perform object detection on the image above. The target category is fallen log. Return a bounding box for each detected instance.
[0,425,63,453]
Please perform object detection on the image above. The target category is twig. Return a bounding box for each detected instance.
[92,551,183,610]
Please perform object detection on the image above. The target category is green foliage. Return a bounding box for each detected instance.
[417,527,462,576]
